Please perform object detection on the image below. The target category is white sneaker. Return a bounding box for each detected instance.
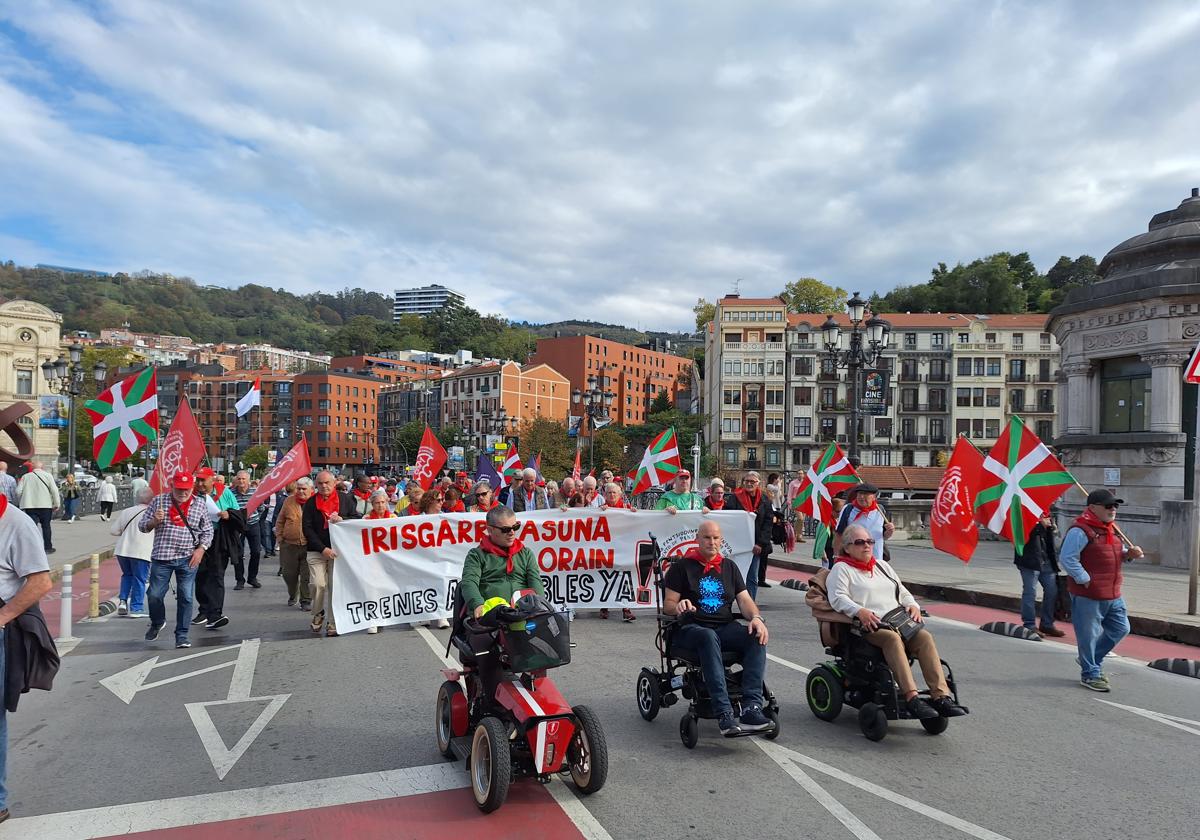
[367,626,380,634]
[127,611,148,618]
[435,618,450,629]
[117,599,128,616]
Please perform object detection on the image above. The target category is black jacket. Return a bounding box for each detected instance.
[1015,523,1060,573]
[207,507,247,568]
[727,490,773,557]
[4,602,59,712]
[302,491,360,552]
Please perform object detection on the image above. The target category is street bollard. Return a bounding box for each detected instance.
[89,553,101,619]
[58,562,74,642]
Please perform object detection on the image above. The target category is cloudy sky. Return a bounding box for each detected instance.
[1,1,1198,331]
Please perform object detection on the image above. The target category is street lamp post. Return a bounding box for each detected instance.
[41,343,107,475]
[820,292,891,466]
[572,375,614,471]
[691,433,701,483]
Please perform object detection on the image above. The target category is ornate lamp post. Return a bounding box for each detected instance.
[41,343,107,474]
[820,292,890,465]
[572,374,615,471]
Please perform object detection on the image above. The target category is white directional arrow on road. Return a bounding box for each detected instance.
[100,639,290,780]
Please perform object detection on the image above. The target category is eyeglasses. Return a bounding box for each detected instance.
[489,524,519,534]
[851,538,876,546]
[1104,504,1120,510]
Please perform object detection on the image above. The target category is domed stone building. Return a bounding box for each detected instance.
[1048,188,1200,567]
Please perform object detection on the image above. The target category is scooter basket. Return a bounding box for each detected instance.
[499,610,572,672]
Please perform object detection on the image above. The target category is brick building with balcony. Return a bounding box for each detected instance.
[183,370,295,470]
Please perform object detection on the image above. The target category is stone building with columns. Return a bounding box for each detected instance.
[0,299,65,467]
[1049,188,1200,567]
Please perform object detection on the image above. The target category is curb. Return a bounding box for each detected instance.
[48,548,116,583]
[772,558,1200,648]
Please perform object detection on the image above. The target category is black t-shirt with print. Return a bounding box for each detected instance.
[663,557,746,626]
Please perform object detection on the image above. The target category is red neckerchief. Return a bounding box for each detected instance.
[479,535,525,573]
[605,497,627,509]
[473,499,497,512]
[445,500,465,513]
[683,546,722,576]
[707,496,725,510]
[169,495,193,526]
[836,553,876,573]
[1079,509,1118,544]
[213,481,225,499]
[851,500,878,521]
[734,488,762,511]
[314,491,340,527]
[584,491,598,505]
[353,489,371,502]
[457,480,472,494]
[364,510,394,520]
[0,493,6,517]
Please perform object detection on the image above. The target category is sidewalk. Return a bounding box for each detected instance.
[36,512,122,637]
[774,538,1200,647]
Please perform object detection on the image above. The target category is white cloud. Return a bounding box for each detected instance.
[0,0,1198,330]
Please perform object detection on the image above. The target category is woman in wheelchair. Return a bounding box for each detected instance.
[827,525,967,720]
[662,519,773,737]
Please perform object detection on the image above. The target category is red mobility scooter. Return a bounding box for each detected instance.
[435,592,609,812]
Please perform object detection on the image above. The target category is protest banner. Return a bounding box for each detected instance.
[329,509,755,633]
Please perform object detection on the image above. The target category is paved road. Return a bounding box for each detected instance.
[6,564,1198,839]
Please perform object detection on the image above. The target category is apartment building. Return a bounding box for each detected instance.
[705,294,1060,478]
[441,361,570,450]
[241,344,331,372]
[183,370,295,469]
[378,380,444,466]
[292,371,383,468]
[529,335,693,427]
[329,354,447,384]
[393,284,465,317]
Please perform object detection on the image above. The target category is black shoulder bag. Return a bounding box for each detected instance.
[875,564,922,641]
[171,499,203,550]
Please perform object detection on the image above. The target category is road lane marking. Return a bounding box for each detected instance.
[1096,699,1200,737]
[756,741,1014,840]
[100,641,246,703]
[767,652,811,674]
[417,625,459,669]
[5,762,469,839]
[764,750,883,840]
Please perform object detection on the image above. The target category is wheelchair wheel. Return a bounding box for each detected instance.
[805,666,844,722]
[636,669,661,721]
[763,706,781,740]
[568,705,609,794]
[858,702,888,742]
[469,716,511,812]
[920,715,949,735]
[679,713,699,749]
[435,680,466,758]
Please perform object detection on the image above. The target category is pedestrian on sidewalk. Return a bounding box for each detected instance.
[138,472,213,649]
[97,476,118,521]
[111,486,154,618]
[275,479,313,611]
[59,474,81,522]
[0,487,53,825]
[1013,513,1064,638]
[17,461,59,554]
[1059,489,1144,692]
[303,470,360,637]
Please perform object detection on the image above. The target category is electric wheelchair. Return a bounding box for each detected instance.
[633,535,779,748]
[804,569,968,742]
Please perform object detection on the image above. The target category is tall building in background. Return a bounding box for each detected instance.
[393,284,465,318]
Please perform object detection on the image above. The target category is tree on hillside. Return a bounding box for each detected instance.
[1040,255,1099,311]
[516,417,575,478]
[650,389,672,414]
[693,298,716,331]
[779,278,848,314]
[876,252,1039,314]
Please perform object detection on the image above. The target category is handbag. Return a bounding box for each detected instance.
[1053,574,1072,621]
[875,564,922,641]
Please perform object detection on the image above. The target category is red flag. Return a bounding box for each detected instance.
[149,398,205,494]
[571,447,581,483]
[931,436,985,563]
[246,435,311,515]
[412,426,447,490]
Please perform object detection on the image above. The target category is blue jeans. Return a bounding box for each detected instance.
[62,497,78,520]
[260,514,276,555]
[147,556,197,643]
[1071,595,1129,680]
[1019,565,1057,629]
[117,555,151,612]
[746,556,760,601]
[0,626,7,810]
[673,621,767,717]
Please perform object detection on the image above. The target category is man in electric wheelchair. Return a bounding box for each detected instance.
[661,519,775,737]
[824,524,967,722]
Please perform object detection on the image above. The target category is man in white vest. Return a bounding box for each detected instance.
[832,483,895,562]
